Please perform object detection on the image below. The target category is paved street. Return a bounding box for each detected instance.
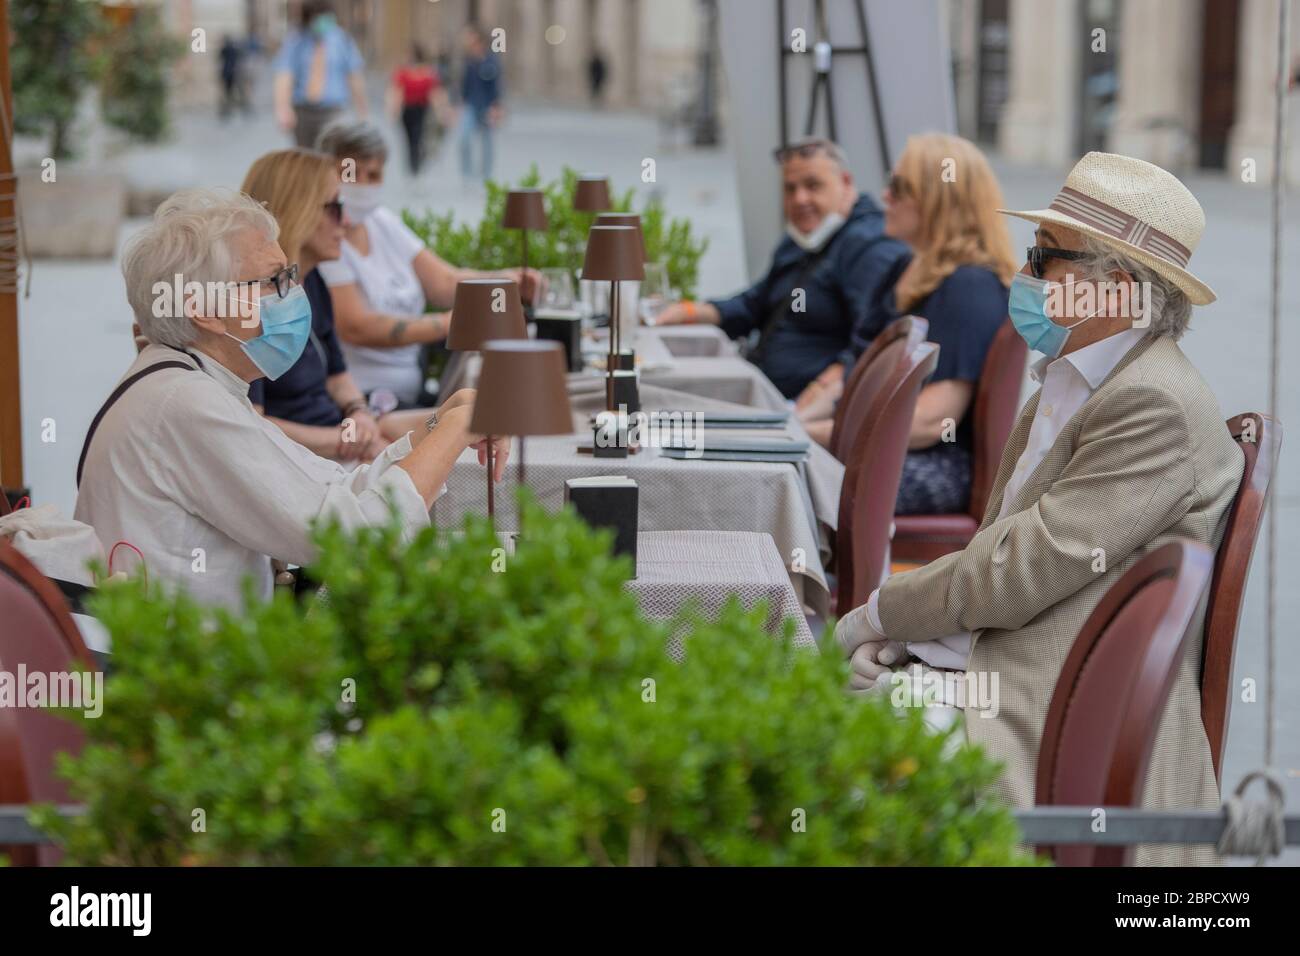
[12,73,1300,862]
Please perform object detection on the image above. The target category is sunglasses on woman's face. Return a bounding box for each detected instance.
[1027,245,1087,279]
[886,174,912,199]
[323,199,344,224]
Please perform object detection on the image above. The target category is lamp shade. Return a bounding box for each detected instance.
[573,176,612,212]
[447,279,527,350]
[502,189,549,230]
[582,225,645,282]
[470,340,574,436]
[594,213,646,261]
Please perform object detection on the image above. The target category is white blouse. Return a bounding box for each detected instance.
[74,344,433,609]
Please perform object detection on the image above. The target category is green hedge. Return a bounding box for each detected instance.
[34,495,1032,866]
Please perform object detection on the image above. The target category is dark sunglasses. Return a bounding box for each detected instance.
[253,262,300,299]
[1027,245,1087,279]
[323,199,344,224]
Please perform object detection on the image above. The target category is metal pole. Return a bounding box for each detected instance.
[0,0,23,492]
[1264,0,1290,771]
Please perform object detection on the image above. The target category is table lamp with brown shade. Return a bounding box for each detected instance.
[593,212,646,262]
[582,225,644,413]
[446,278,528,518]
[471,339,574,530]
[501,189,548,308]
[573,176,612,213]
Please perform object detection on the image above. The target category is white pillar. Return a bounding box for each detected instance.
[1228,0,1300,186]
[997,0,1082,166]
[1108,0,1203,171]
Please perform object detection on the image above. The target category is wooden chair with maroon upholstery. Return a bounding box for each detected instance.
[829,316,914,464]
[1035,538,1215,867]
[0,539,97,866]
[834,342,940,614]
[1201,412,1281,782]
[891,318,1027,561]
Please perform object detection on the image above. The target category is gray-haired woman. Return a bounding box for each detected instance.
[75,187,505,609]
[314,119,540,407]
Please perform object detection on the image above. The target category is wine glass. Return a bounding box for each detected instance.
[540,268,575,310]
[638,262,670,325]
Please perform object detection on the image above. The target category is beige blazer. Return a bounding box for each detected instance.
[878,333,1243,866]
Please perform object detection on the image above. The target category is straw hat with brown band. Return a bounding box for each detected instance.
[999,151,1216,306]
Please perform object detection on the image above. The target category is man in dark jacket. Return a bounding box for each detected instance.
[657,137,907,400]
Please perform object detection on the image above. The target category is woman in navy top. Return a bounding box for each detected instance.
[879,134,1017,514]
[242,149,442,463]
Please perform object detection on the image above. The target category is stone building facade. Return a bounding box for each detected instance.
[947,0,1300,183]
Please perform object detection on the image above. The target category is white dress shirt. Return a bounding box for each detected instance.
[868,327,1148,668]
[75,344,434,609]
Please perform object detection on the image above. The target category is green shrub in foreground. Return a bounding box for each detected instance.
[34,495,1033,865]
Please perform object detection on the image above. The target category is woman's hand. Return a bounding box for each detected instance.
[469,434,510,482]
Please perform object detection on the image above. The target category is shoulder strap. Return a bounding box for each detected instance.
[76,361,193,488]
[749,244,834,364]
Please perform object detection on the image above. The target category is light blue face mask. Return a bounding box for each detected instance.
[311,13,336,37]
[228,285,312,380]
[1008,273,1101,359]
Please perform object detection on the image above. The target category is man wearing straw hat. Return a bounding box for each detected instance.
[835,153,1244,866]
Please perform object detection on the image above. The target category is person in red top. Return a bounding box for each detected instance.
[387,44,448,175]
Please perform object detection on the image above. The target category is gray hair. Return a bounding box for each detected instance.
[774,136,850,171]
[1075,234,1192,340]
[316,118,389,164]
[122,188,279,347]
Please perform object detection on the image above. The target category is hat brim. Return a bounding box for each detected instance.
[999,207,1216,306]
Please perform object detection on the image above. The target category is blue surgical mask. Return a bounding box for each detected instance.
[228,285,312,380]
[1008,273,1101,359]
[311,13,336,37]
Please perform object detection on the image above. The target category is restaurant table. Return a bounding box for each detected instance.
[642,323,738,358]
[431,382,843,616]
[630,530,819,660]
[439,325,788,412]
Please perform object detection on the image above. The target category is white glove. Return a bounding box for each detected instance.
[848,639,910,691]
[834,598,887,657]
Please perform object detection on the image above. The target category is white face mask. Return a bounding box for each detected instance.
[785,211,846,252]
[339,182,383,221]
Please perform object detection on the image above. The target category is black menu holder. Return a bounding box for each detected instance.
[593,410,630,458]
[614,350,636,371]
[610,369,640,415]
[565,476,638,572]
[534,310,583,372]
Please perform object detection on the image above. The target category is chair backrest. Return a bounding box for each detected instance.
[0,541,95,866]
[0,538,97,662]
[968,318,1027,522]
[835,342,940,611]
[1036,538,1214,867]
[1202,412,1281,781]
[830,315,914,463]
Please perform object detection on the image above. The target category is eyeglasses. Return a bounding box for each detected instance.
[253,262,300,299]
[323,199,344,224]
[1027,245,1087,279]
[886,173,912,199]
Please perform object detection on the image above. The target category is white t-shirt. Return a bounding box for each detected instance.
[317,206,429,404]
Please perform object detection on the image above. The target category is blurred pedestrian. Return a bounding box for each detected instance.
[217,34,246,121]
[456,23,503,183]
[388,44,448,176]
[588,50,608,106]
[272,0,368,148]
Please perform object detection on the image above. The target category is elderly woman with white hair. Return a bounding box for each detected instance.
[75,187,505,609]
